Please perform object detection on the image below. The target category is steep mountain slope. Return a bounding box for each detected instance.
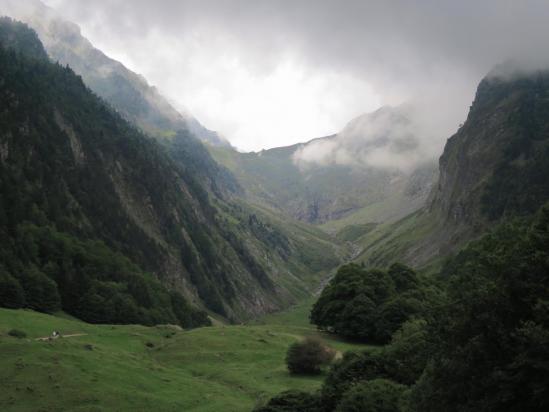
[2,0,229,146]
[0,18,346,322]
[210,107,437,227]
[430,64,549,225]
[3,1,435,235]
[356,64,549,268]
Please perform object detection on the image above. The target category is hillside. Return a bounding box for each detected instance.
[4,2,438,264]
[0,18,346,323]
[210,107,437,227]
[0,308,370,411]
[356,64,549,269]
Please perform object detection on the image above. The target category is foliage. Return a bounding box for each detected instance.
[320,351,393,411]
[409,205,549,411]
[18,265,61,313]
[318,319,429,410]
[254,390,322,412]
[0,224,210,328]
[311,263,425,343]
[7,328,27,338]
[336,379,407,412]
[0,269,26,309]
[382,319,429,386]
[286,337,335,375]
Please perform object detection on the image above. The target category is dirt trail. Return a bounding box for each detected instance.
[35,333,88,341]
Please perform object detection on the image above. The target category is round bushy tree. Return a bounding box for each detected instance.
[388,263,419,292]
[311,263,422,343]
[286,337,335,375]
[374,296,422,343]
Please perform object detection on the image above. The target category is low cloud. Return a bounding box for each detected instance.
[293,104,441,173]
[4,0,549,157]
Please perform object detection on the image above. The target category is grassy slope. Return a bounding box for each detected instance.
[0,307,370,412]
[349,209,446,272]
[320,189,426,233]
[209,146,425,227]
[242,201,351,290]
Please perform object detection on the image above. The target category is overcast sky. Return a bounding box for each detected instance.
[34,1,549,151]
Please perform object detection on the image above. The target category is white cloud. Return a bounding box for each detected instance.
[293,105,434,172]
[8,0,549,155]
[40,0,382,151]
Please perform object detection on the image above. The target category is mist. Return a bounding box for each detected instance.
[293,103,442,172]
[3,0,549,165]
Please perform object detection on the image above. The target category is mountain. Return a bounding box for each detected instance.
[430,63,549,226]
[1,0,229,147]
[356,63,549,269]
[0,17,346,323]
[210,107,437,228]
[2,1,436,235]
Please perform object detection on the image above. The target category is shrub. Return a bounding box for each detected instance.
[254,390,321,412]
[286,337,335,375]
[336,379,406,412]
[8,329,27,338]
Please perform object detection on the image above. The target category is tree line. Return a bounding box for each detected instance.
[258,204,549,411]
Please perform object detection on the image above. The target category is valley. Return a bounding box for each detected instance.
[0,1,548,411]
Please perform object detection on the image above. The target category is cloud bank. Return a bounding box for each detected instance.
[4,0,549,158]
[293,105,438,172]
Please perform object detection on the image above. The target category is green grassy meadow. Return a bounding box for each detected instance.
[0,305,371,412]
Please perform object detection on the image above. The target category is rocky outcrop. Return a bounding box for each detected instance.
[430,65,549,228]
[358,65,549,269]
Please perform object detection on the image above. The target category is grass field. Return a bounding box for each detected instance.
[0,305,371,412]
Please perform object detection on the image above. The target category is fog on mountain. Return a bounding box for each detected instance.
[1,1,548,412]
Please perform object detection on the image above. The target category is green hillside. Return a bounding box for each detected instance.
[0,17,346,323]
[0,308,370,412]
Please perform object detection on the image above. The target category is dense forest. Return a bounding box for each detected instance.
[259,204,549,411]
[310,263,439,344]
[0,18,211,327]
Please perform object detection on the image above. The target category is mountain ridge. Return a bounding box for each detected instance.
[355,64,549,269]
[0,17,346,323]
[210,106,437,227]
[1,0,230,147]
